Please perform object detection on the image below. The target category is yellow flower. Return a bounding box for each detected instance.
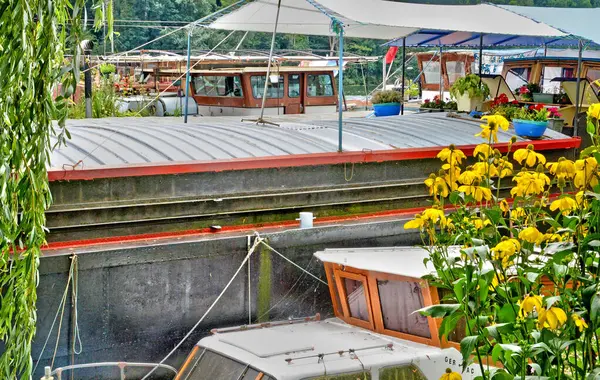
[497,158,513,178]
[440,368,462,380]
[511,207,526,219]
[550,196,578,216]
[519,294,543,317]
[499,199,510,214]
[572,314,589,332]
[404,214,425,230]
[422,207,446,224]
[511,171,547,197]
[491,238,520,268]
[513,145,546,167]
[546,157,576,180]
[442,164,461,191]
[519,226,543,244]
[476,115,509,144]
[467,217,492,230]
[537,307,567,330]
[458,184,492,202]
[490,272,504,290]
[587,103,600,120]
[574,157,599,190]
[425,174,450,199]
[576,191,588,207]
[473,143,492,159]
[472,162,499,177]
[437,145,467,166]
[542,232,563,243]
[458,170,480,185]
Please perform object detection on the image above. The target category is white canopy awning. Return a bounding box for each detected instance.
[208,0,566,41]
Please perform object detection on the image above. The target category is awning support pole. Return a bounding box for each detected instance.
[478,34,484,77]
[401,37,406,115]
[184,29,192,123]
[338,25,344,152]
[439,45,443,99]
[574,39,583,137]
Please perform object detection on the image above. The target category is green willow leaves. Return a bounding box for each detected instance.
[0,0,107,377]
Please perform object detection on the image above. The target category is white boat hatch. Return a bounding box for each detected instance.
[218,329,315,358]
[313,246,462,279]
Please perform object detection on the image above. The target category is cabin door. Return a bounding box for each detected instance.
[285,74,303,114]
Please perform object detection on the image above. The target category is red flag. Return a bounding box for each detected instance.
[385,46,398,64]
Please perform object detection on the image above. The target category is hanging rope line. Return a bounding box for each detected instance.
[33,255,82,374]
[140,234,264,380]
[81,0,247,74]
[258,240,328,286]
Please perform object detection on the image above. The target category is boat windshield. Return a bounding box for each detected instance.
[178,347,272,380]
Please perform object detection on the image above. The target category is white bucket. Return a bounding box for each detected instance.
[297,212,315,229]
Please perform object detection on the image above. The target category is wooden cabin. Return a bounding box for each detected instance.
[315,246,465,350]
[145,66,339,116]
[416,51,476,92]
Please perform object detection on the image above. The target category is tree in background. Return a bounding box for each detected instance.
[0,0,107,378]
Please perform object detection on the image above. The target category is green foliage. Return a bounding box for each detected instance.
[371,90,403,104]
[99,63,116,75]
[0,0,107,377]
[514,105,549,122]
[450,74,490,100]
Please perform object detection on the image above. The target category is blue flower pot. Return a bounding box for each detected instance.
[513,119,548,138]
[373,103,401,117]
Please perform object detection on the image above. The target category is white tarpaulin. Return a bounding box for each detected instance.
[209,0,566,41]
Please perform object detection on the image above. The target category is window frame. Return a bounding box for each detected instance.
[193,75,243,98]
[367,272,440,347]
[306,74,335,98]
[334,270,375,330]
[250,75,285,99]
[288,74,302,98]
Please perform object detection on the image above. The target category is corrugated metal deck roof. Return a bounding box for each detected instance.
[51,113,568,169]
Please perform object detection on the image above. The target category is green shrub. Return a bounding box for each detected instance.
[449,74,490,100]
[99,63,116,75]
[371,90,402,104]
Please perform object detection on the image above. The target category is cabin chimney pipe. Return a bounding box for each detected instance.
[81,40,94,119]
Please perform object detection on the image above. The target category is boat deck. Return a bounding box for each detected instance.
[51,112,572,173]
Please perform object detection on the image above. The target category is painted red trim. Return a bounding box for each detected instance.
[43,207,425,252]
[48,138,581,182]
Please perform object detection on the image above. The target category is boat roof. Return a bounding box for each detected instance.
[313,246,461,278]
[50,113,571,170]
[503,56,600,64]
[199,318,458,380]
[143,66,339,74]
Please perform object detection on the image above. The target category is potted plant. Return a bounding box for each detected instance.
[512,103,549,138]
[100,63,116,78]
[371,90,402,117]
[449,74,490,112]
[547,107,564,132]
[490,93,521,121]
[420,96,444,112]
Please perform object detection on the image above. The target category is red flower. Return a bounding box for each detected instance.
[424,99,431,104]
[532,103,544,111]
[511,100,520,105]
[518,85,530,95]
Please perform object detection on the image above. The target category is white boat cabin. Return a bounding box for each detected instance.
[175,246,480,380]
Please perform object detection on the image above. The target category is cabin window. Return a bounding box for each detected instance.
[445,61,466,85]
[505,68,530,92]
[194,76,243,97]
[588,69,600,93]
[325,265,344,316]
[377,279,431,338]
[343,278,370,321]
[178,348,247,380]
[251,75,284,98]
[379,364,427,380]
[305,371,371,380]
[241,368,260,379]
[422,61,441,86]
[289,74,301,97]
[307,74,334,97]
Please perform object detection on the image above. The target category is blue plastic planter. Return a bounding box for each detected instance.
[373,103,401,117]
[513,119,548,138]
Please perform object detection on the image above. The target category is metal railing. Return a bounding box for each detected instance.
[43,362,177,380]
